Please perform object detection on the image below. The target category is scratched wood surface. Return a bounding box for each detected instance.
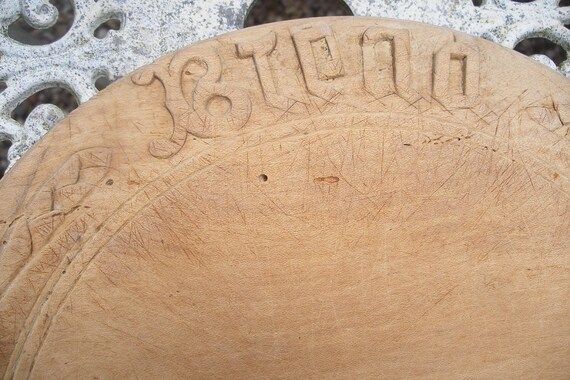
[0,17,569,379]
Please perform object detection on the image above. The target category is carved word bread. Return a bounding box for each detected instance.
[0,17,568,379]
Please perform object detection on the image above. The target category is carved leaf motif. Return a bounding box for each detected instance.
[0,147,111,296]
[0,218,31,291]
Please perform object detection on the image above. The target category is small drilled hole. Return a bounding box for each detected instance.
[0,82,6,93]
[94,18,121,39]
[258,174,268,182]
[244,0,353,27]
[514,37,567,66]
[472,0,483,6]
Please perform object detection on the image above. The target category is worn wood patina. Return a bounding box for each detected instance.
[0,17,569,378]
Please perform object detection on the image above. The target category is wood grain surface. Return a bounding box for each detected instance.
[0,17,569,379]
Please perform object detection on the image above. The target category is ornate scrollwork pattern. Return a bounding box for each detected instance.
[0,0,568,171]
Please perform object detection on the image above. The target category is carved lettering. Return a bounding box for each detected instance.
[236,32,295,110]
[291,23,344,99]
[132,50,252,158]
[433,37,480,107]
[361,26,411,98]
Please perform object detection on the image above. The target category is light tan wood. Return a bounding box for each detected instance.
[0,17,569,379]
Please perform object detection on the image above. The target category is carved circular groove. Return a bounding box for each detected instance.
[0,17,568,379]
[206,95,232,116]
